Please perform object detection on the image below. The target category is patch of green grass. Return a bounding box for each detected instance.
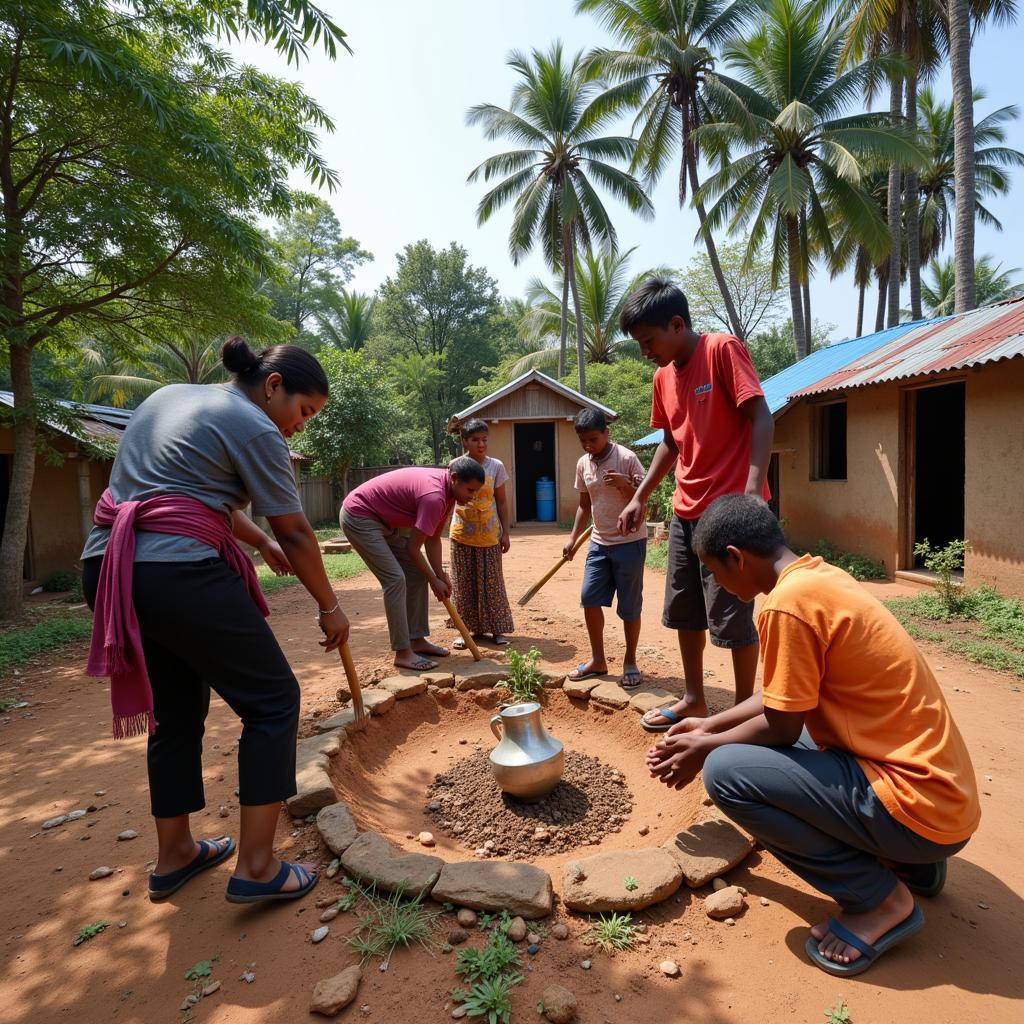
[345,883,444,966]
[184,958,215,980]
[623,876,638,892]
[811,540,887,581]
[73,921,108,946]
[255,552,365,594]
[0,615,93,675]
[645,543,668,572]
[456,974,520,1024]
[583,911,635,953]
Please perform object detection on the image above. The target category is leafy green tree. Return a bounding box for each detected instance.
[0,0,346,618]
[570,358,657,455]
[370,241,505,462]
[694,0,924,359]
[576,0,764,340]
[317,289,376,351]
[466,41,653,392]
[746,320,828,380]
[262,194,371,344]
[293,349,397,494]
[921,255,1023,317]
[679,239,785,339]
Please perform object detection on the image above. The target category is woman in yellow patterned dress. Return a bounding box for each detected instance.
[447,418,514,646]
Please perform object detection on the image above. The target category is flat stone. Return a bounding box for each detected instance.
[312,926,329,943]
[537,664,567,689]
[310,965,362,1017]
[422,670,455,688]
[89,866,114,880]
[286,736,338,818]
[589,682,632,710]
[703,885,747,920]
[663,812,755,888]
[628,688,676,715]
[318,708,360,734]
[431,861,553,919]
[316,803,359,855]
[42,815,68,830]
[361,688,397,716]
[541,984,577,1023]
[340,832,443,896]
[660,960,681,978]
[563,676,601,699]
[117,829,138,841]
[561,849,683,912]
[377,676,428,699]
[453,660,509,691]
[67,809,87,821]
[321,540,353,554]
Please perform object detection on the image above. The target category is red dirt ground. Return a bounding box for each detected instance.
[1,524,1020,1024]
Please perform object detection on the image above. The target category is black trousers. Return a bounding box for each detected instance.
[84,557,300,817]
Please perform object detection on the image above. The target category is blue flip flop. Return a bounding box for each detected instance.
[805,904,925,976]
[641,706,682,732]
[225,860,318,904]
[568,663,605,682]
[148,836,236,900]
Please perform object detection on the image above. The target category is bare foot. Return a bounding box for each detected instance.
[810,882,916,964]
[412,639,449,658]
[642,693,708,727]
[155,835,232,876]
[568,660,607,681]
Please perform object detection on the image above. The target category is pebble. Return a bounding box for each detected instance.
[89,866,114,880]
[551,923,569,940]
[452,1008,468,1020]
[201,981,221,997]
[508,917,528,942]
[712,878,727,891]
[418,831,435,847]
[458,739,468,745]
[725,917,736,926]
[638,825,650,837]
[240,970,256,983]
[978,902,990,910]
[456,909,477,928]
[67,809,87,821]
[95,790,106,797]
[759,897,770,907]
[580,960,591,970]
[218,805,229,818]
[118,920,127,928]
[117,829,138,841]
[614,994,622,1002]
[320,907,340,923]
[428,800,442,811]
[311,926,329,943]
[325,858,341,879]
[660,960,681,978]
[527,932,541,945]
[528,943,540,955]
[448,927,470,945]
[42,816,68,830]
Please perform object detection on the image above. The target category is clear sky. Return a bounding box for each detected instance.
[239,1,1023,342]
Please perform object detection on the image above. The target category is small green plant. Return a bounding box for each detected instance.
[498,647,544,704]
[345,882,443,965]
[622,876,638,892]
[477,911,495,931]
[914,538,968,614]
[824,998,852,1023]
[584,912,635,952]
[458,974,521,1024]
[456,932,521,982]
[42,570,80,593]
[184,958,215,980]
[73,921,109,946]
[0,615,94,674]
[0,697,20,713]
[812,540,887,581]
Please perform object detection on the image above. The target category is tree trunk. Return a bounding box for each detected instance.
[685,146,745,340]
[566,242,587,395]
[875,269,888,333]
[786,216,807,359]
[800,208,812,347]
[905,71,923,320]
[886,73,903,328]
[949,0,976,312]
[856,279,865,338]
[558,224,570,378]
[0,344,36,619]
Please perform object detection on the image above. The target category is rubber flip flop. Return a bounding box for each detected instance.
[568,663,604,682]
[804,904,925,976]
[897,860,947,898]
[621,670,644,689]
[641,706,683,732]
[492,635,509,646]
[148,836,236,900]
[398,657,438,671]
[225,861,318,904]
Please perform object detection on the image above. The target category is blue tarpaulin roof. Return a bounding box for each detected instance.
[631,318,941,446]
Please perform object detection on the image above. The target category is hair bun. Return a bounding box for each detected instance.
[221,335,261,375]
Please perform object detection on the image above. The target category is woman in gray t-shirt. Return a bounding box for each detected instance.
[82,337,348,905]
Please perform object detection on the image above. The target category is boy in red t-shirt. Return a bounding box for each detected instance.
[617,278,774,728]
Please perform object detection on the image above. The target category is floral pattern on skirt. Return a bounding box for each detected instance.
[446,540,514,637]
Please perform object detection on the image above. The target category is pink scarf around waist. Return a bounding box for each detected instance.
[86,489,269,738]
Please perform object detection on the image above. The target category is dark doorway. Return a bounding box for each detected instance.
[514,422,556,521]
[767,452,780,521]
[913,382,965,564]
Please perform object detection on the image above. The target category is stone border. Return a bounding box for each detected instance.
[298,662,753,915]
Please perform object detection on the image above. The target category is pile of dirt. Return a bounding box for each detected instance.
[425,750,634,859]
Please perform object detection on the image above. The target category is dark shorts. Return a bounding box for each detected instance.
[663,515,757,648]
[580,539,646,621]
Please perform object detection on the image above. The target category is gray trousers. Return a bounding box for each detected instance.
[341,510,429,651]
[702,733,969,913]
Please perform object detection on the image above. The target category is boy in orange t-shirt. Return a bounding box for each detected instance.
[616,278,774,728]
[646,495,980,977]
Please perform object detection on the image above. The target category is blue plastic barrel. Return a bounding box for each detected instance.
[535,476,556,521]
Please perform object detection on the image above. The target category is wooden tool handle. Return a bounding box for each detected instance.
[338,641,366,723]
[442,597,482,661]
[517,525,593,606]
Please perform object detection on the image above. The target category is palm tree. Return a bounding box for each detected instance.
[466,41,654,394]
[576,0,764,340]
[917,87,1024,265]
[317,288,376,350]
[921,254,1023,316]
[508,247,670,378]
[84,335,226,407]
[694,0,924,357]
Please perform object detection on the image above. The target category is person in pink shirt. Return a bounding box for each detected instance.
[341,458,485,670]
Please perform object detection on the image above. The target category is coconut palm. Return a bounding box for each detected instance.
[508,247,670,378]
[917,87,1024,265]
[694,0,925,358]
[576,0,765,340]
[466,41,654,393]
[317,288,376,350]
[921,254,1023,316]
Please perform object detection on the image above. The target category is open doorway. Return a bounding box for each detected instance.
[911,381,965,566]
[514,422,555,521]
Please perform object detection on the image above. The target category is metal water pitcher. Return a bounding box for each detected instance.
[488,702,564,802]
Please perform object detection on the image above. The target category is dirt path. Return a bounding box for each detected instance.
[1,525,1021,1024]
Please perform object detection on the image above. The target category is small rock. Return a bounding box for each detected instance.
[527,931,541,945]
[240,970,256,983]
[325,857,341,879]
[89,866,113,880]
[703,885,746,920]
[316,895,337,909]
[458,739,467,745]
[551,923,569,940]
[118,920,127,928]
[507,916,528,942]
[320,907,340,923]
[218,805,230,818]
[580,959,591,970]
[483,840,495,851]
[660,960,681,978]
[94,790,106,796]
[759,897,770,907]
[117,829,138,841]
[638,825,650,837]
[451,1008,468,1020]
[311,926,329,943]
[614,994,622,1002]
[541,983,577,1023]
[725,917,736,926]
[201,981,221,997]
[528,943,539,955]
[42,816,68,830]
[67,809,87,821]
[456,909,477,928]
[418,831,435,847]
[978,902,990,910]
[310,965,361,1017]
[448,927,469,945]
[428,800,442,811]
[712,877,728,891]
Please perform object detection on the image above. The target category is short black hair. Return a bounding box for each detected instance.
[619,276,691,333]
[693,494,785,561]
[574,407,607,433]
[448,455,486,483]
[459,418,489,438]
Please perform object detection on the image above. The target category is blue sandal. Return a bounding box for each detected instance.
[225,860,318,904]
[641,706,682,732]
[148,836,236,900]
[804,904,925,976]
